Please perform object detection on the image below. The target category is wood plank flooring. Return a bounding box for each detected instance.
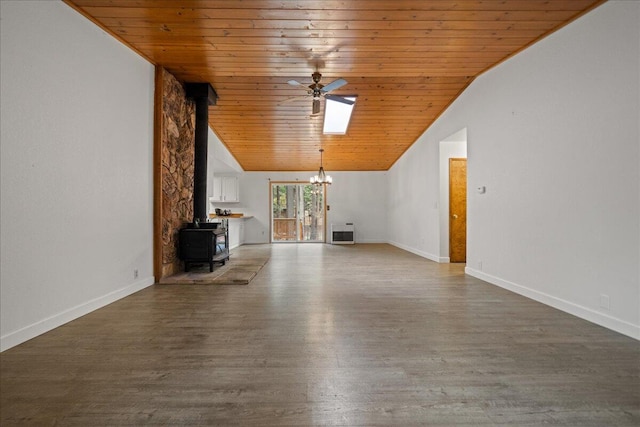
[1,243,639,426]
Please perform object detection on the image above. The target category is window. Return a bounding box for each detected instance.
[271,183,326,242]
[323,96,356,134]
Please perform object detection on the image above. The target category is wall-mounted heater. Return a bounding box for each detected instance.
[331,223,355,244]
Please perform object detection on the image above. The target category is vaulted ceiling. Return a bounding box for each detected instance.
[65,0,604,171]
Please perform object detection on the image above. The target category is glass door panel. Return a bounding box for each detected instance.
[271,183,325,242]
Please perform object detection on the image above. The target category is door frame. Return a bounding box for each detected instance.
[438,128,467,263]
[269,181,327,243]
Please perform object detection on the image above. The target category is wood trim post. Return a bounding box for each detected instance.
[153,66,165,282]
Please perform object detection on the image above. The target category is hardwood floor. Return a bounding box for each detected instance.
[1,244,638,426]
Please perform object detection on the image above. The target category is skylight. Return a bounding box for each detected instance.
[323,96,356,134]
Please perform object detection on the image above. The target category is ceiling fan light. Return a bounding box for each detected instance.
[312,99,321,115]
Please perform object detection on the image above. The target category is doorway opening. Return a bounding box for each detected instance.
[439,128,468,263]
[271,182,326,242]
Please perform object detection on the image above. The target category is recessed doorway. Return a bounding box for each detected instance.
[439,128,467,263]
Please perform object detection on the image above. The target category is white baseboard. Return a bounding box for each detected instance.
[465,267,640,341]
[387,241,448,263]
[0,276,155,352]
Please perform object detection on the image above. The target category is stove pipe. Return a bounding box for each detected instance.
[185,83,218,223]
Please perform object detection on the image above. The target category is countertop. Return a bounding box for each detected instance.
[208,213,253,219]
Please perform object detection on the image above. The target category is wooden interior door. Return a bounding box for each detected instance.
[449,158,467,263]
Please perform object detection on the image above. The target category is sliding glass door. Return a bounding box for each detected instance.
[271,182,325,242]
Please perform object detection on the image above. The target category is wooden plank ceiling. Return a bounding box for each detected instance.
[65,0,604,171]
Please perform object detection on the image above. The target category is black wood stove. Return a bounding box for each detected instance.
[179,223,229,272]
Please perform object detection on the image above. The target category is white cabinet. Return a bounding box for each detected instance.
[212,176,239,202]
[222,176,238,202]
[238,220,245,246]
[227,219,246,249]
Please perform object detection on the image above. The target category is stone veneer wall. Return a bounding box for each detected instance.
[160,69,195,278]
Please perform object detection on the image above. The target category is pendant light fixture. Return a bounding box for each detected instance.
[310,148,332,185]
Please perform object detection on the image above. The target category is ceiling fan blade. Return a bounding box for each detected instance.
[321,78,347,93]
[279,95,308,105]
[287,79,305,87]
[325,94,355,105]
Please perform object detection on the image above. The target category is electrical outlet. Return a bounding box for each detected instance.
[599,294,610,310]
[133,269,139,280]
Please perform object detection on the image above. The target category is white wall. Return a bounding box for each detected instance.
[324,171,388,243]
[0,2,156,351]
[206,127,241,202]
[389,1,640,339]
[388,129,441,261]
[232,172,388,244]
[209,127,243,176]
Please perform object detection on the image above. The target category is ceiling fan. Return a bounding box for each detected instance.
[286,72,355,115]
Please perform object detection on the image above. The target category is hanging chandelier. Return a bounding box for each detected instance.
[310,148,332,185]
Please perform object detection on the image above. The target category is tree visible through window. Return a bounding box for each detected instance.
[271,183,325,242]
